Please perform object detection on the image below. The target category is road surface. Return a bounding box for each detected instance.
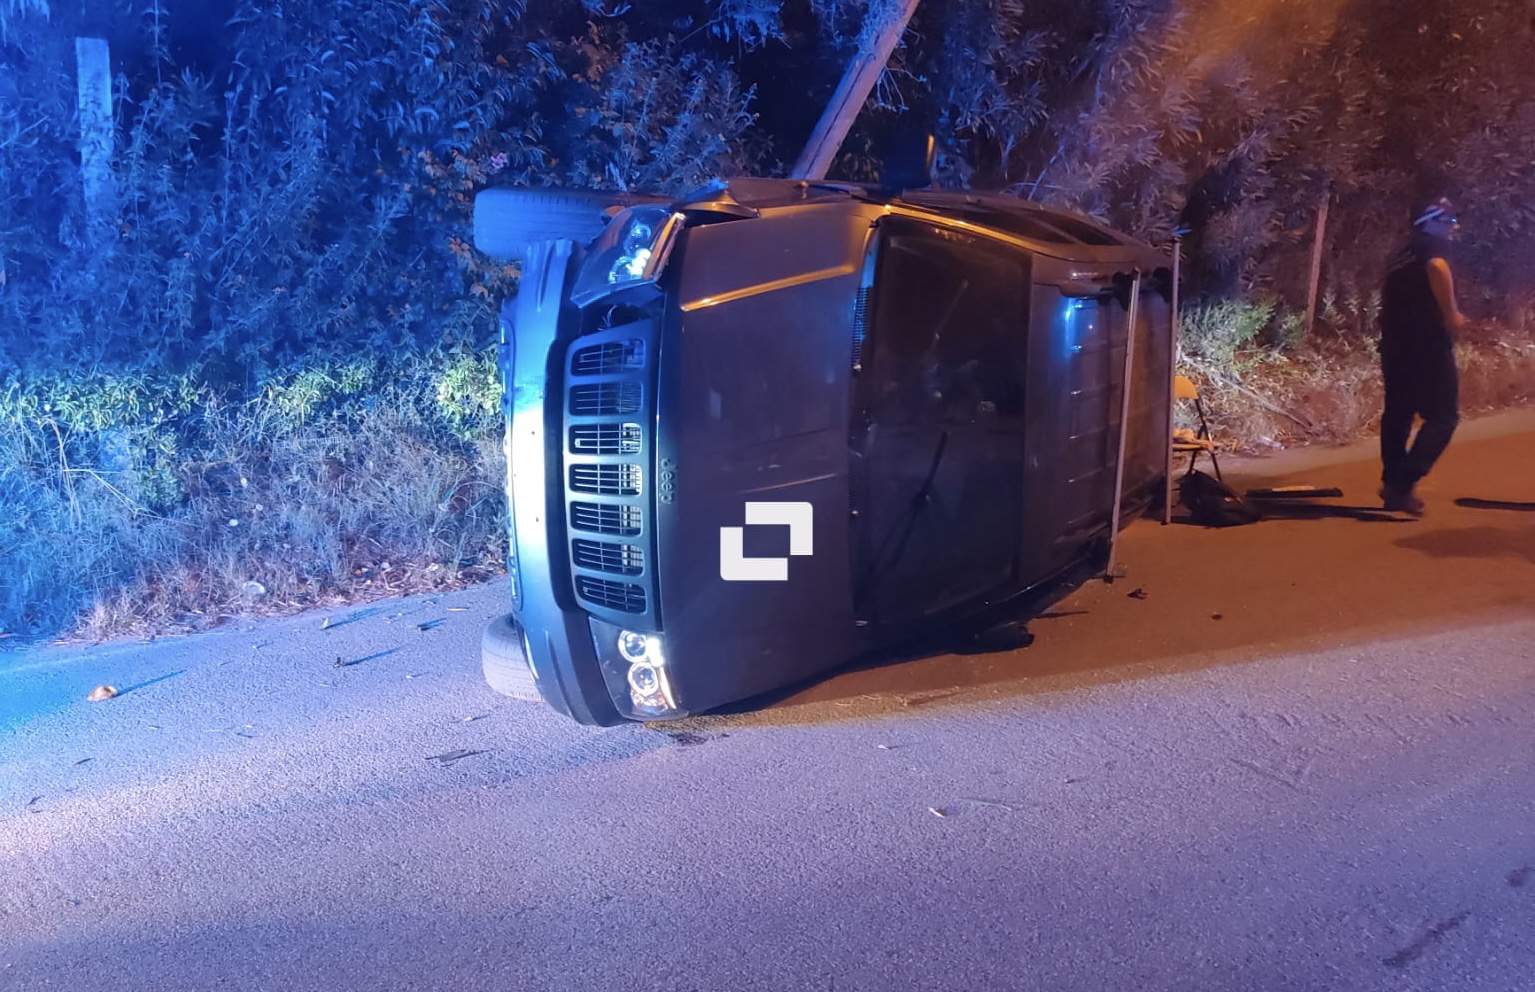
[3,411,1533,991]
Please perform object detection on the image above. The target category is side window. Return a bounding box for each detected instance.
[866,219,1030,425]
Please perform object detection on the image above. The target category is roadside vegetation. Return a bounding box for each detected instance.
[1,0,1531,640]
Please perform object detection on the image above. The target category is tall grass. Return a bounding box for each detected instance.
[0,356,505,639]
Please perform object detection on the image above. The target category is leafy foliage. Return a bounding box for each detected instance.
[901,0,1535,312]
[0,0,763,383]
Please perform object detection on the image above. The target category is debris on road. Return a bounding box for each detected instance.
[928,806,948,818]
[72,757,92,766]
[417,618,446,631]
[1211,613,1224,620]
[335,649,399,668]
[1128,587,1148,600]
[425,749,490,765]
[1383,912,1471,969]
[86,685,118,702]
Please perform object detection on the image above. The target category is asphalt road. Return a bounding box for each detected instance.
[3,411,1533,992]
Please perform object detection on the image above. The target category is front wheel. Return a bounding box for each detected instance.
[482,613,540,702]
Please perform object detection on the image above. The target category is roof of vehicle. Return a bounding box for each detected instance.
[673,178,1168,268]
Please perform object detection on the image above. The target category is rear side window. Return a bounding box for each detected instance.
[950,207,1072,245]
[1029,210,1122,246]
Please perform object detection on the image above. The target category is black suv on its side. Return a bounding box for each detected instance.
[473,178,1172,725]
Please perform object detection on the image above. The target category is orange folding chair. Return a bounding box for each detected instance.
[1171,374,1222,481]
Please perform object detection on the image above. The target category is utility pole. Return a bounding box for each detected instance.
[76,36,117,231]
[1303,188,1330,337]
[788,0,923,181]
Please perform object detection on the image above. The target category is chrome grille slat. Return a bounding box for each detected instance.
[572,539,645,576]
[570,502,643,536]
[575,576,647,614]
[570,463,642,497]
[570,423,642,456]
[572,339,646,376]
[569,381,642,416]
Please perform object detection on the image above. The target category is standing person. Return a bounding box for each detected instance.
[1377,197,1467,516]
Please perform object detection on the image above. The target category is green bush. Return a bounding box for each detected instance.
[1178,298,1276,376]
[0,356,507,637]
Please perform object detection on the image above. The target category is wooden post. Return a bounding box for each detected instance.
[75,36,117,226]
[1303,189,1329,337]
[1106,271,1143,579]
[789,0,923,181]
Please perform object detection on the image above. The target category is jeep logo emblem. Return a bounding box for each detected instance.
[719,502,814,582]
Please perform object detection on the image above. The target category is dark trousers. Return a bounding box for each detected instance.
[1380,347,1460,491]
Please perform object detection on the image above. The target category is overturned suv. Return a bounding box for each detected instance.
[474,178,1172,725]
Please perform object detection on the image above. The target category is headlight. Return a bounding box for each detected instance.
[569,206,683,307]
[615,628,673,716]
[617,630,651,663]
[590,619,680,718]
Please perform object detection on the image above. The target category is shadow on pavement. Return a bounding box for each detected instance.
[1455,496,1535,512]
[1395,525,1535,564]
[118,669,186,695]
[683,421,1535,730]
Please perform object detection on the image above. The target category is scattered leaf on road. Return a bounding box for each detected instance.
[1128,587,1148,600]
[86,685,118,702]
[928,806,948,818]
[1211,613,1224,620]
[72,757,92,766]
[27,795,42,807]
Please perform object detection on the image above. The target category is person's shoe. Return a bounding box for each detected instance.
[1379,485,1425,516]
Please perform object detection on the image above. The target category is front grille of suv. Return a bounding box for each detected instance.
[564,325,657,622]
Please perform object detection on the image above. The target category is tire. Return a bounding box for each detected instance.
[473,187,640,261]
[482,613,541,702]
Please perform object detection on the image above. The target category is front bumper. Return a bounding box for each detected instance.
[500,239,621,725]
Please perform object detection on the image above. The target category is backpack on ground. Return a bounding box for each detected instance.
[1180,470,1261,527]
